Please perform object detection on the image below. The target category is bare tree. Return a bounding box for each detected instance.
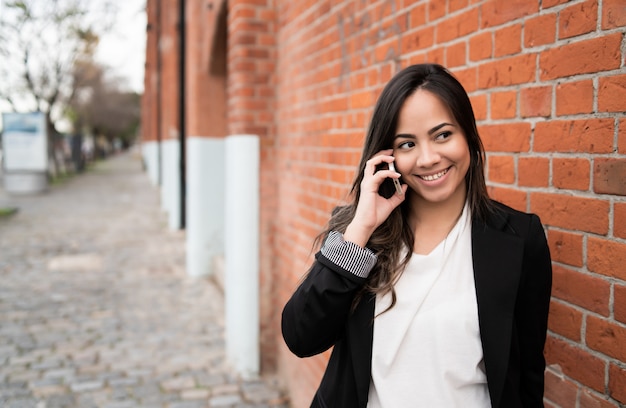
[67,60,140,151]
[0,0,117,175]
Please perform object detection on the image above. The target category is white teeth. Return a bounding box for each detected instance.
[419,169,448,181]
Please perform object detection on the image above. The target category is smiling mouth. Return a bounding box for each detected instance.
[417,168,449,181]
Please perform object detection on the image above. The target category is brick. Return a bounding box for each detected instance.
[182,388,211,400]
[587,237,626,280]
[594,159,626,196]
[487,155,515,184]
[428,0,446,22]
[70,380,105,393]
[544,369,578,407]
[491,91,517,119]
[518,157,549,187]
[530,192,610,235]
[609,364,626,404]
[469,31,492,61]
[617,119,626,154]
[408,53,427,68]
[427,47,445,65]
[452,66,478,92]
[547,229,583,267]
[545,336,606,392]
[449,0,469,12]
[350,90,373,109]
[551,264,610,316]
[436,8,479,43]
[553,158,590,191]
[446,41,466,68]
[542,0,569,7]
[580,389,621,408]
[520,86,552,118]
[470,94,487,120]
[478,53,536,88]
[556,80,594,116]
[401,26,435,54]
[616,284,626,325]
[487,186,527,212]
[161,375,196,391]
[602,0,626,29]
[615,202,626,239]
[534,119,614,153]
[210,394,243,406]
[479,123,531,152]
[480,0,538,28]
[598,74,626,113]
[410,3,427,26]
[524,13,557,47]
[231,7,256,20]
[586,315,626,361]
[539,33,622,80]
[558,0,598,39]
[494,23,522,57]
[548,300,583,341]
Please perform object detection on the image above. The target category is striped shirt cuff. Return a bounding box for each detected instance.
[320,231,378,279]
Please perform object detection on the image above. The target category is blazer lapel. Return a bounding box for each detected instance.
[472,214,524,408]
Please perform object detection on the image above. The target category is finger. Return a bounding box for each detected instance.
[364,154,395,175]
[367,149,394,164]
[361,170,400,189]
[387,184,409,205]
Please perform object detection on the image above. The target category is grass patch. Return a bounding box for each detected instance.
[50,172,74,186]
[0,207,18,218]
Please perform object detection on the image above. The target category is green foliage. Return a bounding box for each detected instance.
[0,207,18,218]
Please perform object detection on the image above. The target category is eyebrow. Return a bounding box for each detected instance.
[395,122,455,139]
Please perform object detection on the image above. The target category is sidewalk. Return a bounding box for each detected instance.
[0,150,288,408]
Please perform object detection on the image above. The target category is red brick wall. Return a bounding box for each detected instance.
[186,0,228,138]
[143,0,180,143]
[142,0,158,144]
[160,0,181,142]
[268,1,626,407]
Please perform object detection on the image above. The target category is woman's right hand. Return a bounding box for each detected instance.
[343,149,407,247]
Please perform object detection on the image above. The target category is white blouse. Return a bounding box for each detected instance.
[367,204,491,407]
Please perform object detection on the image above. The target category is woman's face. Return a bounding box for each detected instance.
[392,89,470,208]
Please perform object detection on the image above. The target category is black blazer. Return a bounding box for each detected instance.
[282,202,552,408]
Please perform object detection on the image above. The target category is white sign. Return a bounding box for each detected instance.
[2,112,48,172]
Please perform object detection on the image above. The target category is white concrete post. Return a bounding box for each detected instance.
[142,141,160,186]
[186,137,225,277]
[161,138,181,230]
[224,134,260,379]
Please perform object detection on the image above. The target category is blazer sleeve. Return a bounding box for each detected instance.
[516,214,553,406]
[281,238,373,358]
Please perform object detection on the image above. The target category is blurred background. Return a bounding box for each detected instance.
[0,0,146,176]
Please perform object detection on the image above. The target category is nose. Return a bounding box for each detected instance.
[416,143,441,168]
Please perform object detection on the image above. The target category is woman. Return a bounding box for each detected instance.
[281,64,552,408]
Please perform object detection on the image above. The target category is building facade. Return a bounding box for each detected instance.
[141,0,626,406]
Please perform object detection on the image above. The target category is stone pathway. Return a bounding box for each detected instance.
[0,150,288,408]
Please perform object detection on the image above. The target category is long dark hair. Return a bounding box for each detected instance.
[319,63,494,310]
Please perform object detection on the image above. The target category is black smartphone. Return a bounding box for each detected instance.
[377,161,403,198]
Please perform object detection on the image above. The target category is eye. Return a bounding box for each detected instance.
[396,140,415,150]
[435,131,452,141]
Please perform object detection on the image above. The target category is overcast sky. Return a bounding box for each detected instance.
[97,0,147,93]
[0,0,146,130]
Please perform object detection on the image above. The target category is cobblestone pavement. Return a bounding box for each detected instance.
[0,151,289,408]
